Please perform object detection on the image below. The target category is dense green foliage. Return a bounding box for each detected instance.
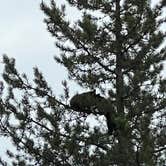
[0,0,166,165]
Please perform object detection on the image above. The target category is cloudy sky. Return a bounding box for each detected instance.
[0,0,83,160]
[0,0,71,94]
[0,0,70,160]
[0,0,165,93]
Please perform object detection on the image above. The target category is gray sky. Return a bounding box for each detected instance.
[0,0,69,161]
[0,0,165,92]
[0,1,82,160]
[0,0,70,94]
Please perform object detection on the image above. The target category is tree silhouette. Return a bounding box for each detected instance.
[0,0,166,165]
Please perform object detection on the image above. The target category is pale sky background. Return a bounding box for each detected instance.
[0,0,68,92]
[0,0,71,161]
[0,0,165,162]
[0,0,83,161]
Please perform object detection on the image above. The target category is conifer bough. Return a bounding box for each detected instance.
[0,0,165,165]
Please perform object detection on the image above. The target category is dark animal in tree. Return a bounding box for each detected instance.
[70,91,116,134]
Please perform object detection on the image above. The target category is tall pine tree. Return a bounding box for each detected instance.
[0,0,166,165]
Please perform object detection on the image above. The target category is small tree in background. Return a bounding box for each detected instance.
[0,0,166,165]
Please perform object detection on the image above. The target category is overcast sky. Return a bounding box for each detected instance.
[0,0,70,160]
[0,0,165,92]
[0,0,165,161]
[0,0,83,160]
[0,0,72,95]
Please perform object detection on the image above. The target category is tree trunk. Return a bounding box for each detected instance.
[115,1,129,165]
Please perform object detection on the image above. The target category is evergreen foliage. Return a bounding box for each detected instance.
[0,0,166,165]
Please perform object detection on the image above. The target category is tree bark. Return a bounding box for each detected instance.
[114,1,129,165]
[115,0,124,116]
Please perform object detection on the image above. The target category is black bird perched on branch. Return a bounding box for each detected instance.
[70,90,117,134]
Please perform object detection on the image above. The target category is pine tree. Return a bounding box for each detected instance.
[0,0,166,165]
